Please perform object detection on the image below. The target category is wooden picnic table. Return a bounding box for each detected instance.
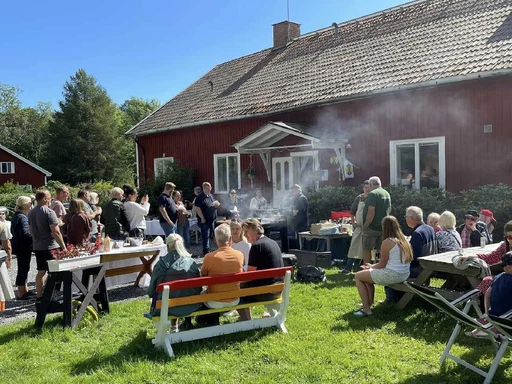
[35,244,166,328]
[394,243,502,309]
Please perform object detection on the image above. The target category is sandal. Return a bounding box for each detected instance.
[353,309,372,317]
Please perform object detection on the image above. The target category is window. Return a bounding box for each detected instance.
[390,137,445,189]
[214,153,240,193]
[153,157,174,179]
[0,162,15,174]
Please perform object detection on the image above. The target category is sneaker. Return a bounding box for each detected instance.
[221,310,237,317]
[171,325,179,333]
[338,269,351,274]
[262,312,271,318]
[353,309,372,317]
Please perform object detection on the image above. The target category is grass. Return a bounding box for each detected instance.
[1,270,512,384]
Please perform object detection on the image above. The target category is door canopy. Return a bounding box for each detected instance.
[232,121,348,181]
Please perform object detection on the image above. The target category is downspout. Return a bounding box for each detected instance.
[135,137,147,187]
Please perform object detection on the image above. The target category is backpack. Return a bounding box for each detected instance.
[296,265,326,283]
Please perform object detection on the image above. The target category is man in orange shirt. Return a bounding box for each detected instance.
[198,223,244,326]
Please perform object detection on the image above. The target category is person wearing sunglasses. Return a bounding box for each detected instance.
[458,220,512,296]
[456,209,490,248]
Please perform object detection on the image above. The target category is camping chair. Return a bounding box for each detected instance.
[485,312,512,342]
[405,282,510,384]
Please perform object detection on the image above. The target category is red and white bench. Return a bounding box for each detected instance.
[150,267,293,358]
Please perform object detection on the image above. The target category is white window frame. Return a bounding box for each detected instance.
[389,136,445,189]
[214,153,241,193]
[153,157,174,179]
[0,162,15,174]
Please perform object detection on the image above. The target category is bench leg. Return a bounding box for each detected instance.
[164,335,175,358]
[153,320,170,349]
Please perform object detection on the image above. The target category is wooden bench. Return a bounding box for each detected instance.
[150,267,293,358]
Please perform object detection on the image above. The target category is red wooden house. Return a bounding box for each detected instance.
[0,144,52,188]
[127,0,512,206]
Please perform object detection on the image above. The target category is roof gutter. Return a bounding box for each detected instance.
[129,70,512,138]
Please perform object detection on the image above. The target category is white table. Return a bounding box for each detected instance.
[99,244,168,288]
[145,218,200,244]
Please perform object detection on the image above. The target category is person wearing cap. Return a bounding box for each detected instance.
[456,209,490,248]
[11,196,34,299]
[479,209,495,243]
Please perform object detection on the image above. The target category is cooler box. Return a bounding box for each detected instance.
[288,249,332,269]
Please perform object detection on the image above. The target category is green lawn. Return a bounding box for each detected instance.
[1,270,511,384]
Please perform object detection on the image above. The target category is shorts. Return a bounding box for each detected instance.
[362,228,383,251]
[204,298,240,309]
[35,250,56,271]
[370,268,409,286]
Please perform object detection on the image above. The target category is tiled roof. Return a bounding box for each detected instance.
[128,0,512,136]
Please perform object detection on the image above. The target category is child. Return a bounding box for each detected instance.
[468,251,512,338]
[485,251,512,317]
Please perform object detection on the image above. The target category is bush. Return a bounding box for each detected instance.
[306,184,511,241]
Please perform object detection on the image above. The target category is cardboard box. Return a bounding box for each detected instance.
[310,222,339,235]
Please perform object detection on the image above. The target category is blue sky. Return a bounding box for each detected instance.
[0,0,405,108]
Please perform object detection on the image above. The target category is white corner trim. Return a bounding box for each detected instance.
[0,144,52,176]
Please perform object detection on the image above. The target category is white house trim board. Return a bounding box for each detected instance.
[389,136,446,189]
[233,122,321,154]
[0,144,51,176]
[259,151,271,182]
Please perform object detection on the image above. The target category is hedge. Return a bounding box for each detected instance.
[306,184,512,241]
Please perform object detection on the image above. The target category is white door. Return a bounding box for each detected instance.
[272,157,293,208]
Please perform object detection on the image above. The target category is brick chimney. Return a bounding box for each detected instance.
[272,21,301,48]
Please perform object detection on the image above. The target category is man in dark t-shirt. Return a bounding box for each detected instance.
[194,182,218,255]
[238,218,284,321]
[158,182,178,237]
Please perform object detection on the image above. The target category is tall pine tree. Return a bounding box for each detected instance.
[45,69,133,184]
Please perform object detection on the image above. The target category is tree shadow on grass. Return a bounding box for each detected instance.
[0,316,62,344]
[70,327,278,375]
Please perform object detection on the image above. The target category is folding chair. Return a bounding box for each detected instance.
[405,282,510,384]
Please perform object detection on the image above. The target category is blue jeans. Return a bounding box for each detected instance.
[200,219,215,255]
[177,221,190,249]
[160,222,176,238]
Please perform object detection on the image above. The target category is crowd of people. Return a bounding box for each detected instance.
[1,174,509,332]
[0,179,309,313]
[146,219,284,330]
[345,176,510,322]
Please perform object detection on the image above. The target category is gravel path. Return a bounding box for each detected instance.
[1,240,213,326]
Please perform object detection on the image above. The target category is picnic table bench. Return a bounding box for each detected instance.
[150,267,293,358]
[390,243,502,309]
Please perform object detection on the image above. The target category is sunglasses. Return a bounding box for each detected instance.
[465,217,476,222]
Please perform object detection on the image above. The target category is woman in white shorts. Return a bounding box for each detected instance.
[353,216,413,316]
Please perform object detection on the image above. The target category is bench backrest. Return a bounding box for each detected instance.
[156,267,293,309]
[156,267,293,292]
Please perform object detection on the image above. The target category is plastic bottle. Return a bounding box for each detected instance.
[96,233,103,251]
[104,235,111,252]
[480,235,486,248]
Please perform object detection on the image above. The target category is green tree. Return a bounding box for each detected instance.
[45,69,132,184]
[118,97,161,184]
[0,84,52,164]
